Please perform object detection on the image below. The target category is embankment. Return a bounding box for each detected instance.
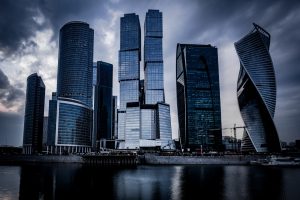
[0,155,83,164]
[143,154,262,165]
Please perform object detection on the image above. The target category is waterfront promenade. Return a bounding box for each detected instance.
[0,153,265,165]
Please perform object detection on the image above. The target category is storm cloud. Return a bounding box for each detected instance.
[0,0,299,146]
[0,69,25,111]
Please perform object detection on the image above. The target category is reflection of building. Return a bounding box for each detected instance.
[93,61,113,150]
[235,23,281,153]
[176,44,222,151]
[23,73,45,154]
[117,10,173,149]
[47,21,94,154]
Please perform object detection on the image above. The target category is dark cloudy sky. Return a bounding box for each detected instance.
[0,0,299,146]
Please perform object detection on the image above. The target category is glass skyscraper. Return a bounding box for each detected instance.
[47,21,94,154]
[176,44,222,151]
[117,10,173,149]
[118,13,141,145]
[23,73,45,154]
[93,61,113,150]
[144,9,164,104]
[235,23,281,153]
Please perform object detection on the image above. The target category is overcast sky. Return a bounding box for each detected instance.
[0,0,299,146]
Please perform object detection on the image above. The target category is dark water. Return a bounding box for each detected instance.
[0,164,300,200]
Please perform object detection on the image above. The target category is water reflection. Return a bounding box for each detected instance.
[0,166,20,199]
[224,166,284,200]
[19,164,116,199]
[0,164,299,199]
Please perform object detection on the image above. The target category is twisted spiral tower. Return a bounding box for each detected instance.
[235,23,281,153]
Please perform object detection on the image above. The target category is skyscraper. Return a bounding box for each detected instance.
[117,10,173,149]
[235,23,281,153]
[47,21,94,154]
[57,21,93,107]
[118,13,141,148]
[176,44,222,151]
[93,61,113,150]
[23,73,45,154]
[144,9,164,104]
[143,10,172,149]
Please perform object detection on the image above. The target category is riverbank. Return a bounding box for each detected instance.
[0,154,265,165]
[0,155,83,164]
[143,154,260,165]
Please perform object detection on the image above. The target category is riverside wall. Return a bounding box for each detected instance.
[143,154,262,165]
[0,155,83,164]
[0,154,265,165]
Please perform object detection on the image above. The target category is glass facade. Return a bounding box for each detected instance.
[141,105,156,140]
[57,21,94,107]
[118,13,141,145]
[47,97,57,146]
[176,44,222,151]
[157,103,172,148]
[43,117,48,146]
[47,21,94,153]
[235,23,281,153]
[112,96,118,139]
[117,10,172,149]
[23,73,45,154]
[119,80,139,110]
[117,111,126,140]
[144,10,164,104]
[57,100,92,146]
[93,61,113,149]
[125,104,140,149]
[120,14,141,54]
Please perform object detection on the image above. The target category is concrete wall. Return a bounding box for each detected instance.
[144,154,258,165]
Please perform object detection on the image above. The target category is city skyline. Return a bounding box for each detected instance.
[0,0,300,146]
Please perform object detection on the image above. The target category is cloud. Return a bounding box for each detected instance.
[0,0,42,57]
[0,69,25,112]
[0,69,10,89]
[0,111,23,146]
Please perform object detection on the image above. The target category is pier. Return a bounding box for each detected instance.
[82,155,138,166]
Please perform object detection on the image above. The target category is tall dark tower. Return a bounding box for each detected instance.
[23,73,45,154]
[94,61,113,150]
[176,44,222,151]
[57,21,93,107]
[235,23,281,153]
[47,21,94,154]
[144,9,164,104]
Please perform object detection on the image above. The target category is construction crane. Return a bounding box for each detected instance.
[222,124,246,152]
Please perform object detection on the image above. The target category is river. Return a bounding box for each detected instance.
[0,164,299,199]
